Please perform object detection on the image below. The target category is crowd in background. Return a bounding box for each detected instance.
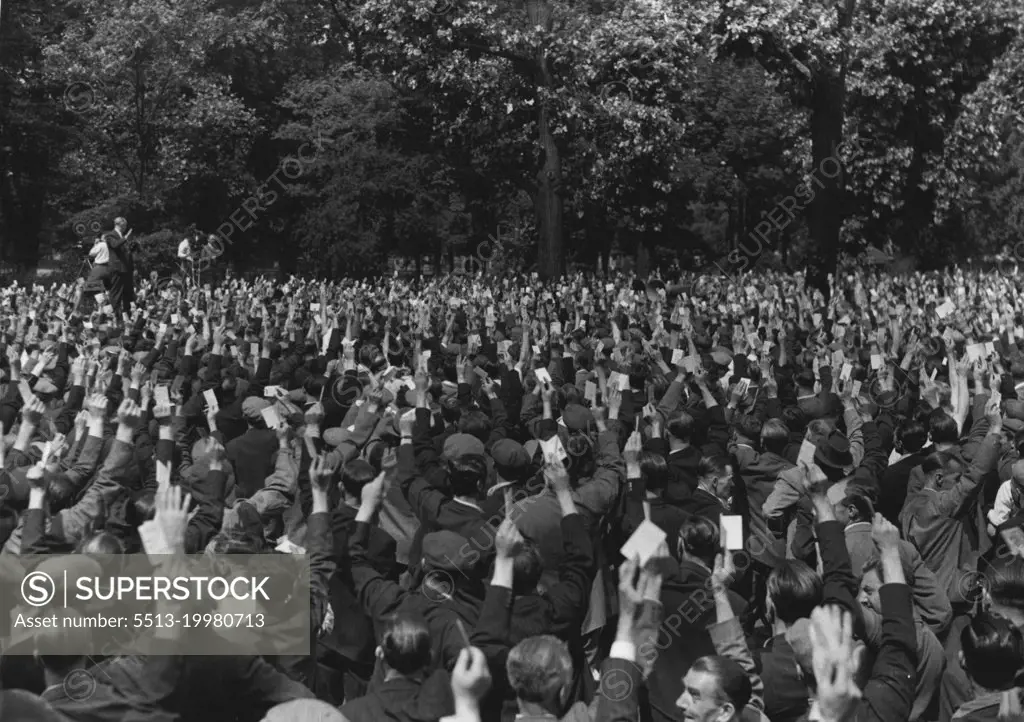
[2,265,1024,722]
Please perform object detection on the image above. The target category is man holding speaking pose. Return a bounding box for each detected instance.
[106,216,138,317]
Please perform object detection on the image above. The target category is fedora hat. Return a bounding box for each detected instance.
[814,430,853,470]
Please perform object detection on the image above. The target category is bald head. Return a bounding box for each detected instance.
[1012,460,1024,485]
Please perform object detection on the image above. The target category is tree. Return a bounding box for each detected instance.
[711,0,1021,292]
[42,0,261,222]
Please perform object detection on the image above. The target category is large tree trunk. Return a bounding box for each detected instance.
[526,0,564,279]
[807,68,845,302]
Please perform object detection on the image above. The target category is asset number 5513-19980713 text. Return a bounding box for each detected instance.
[133,613,266,629]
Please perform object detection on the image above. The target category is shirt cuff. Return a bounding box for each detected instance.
[609,641,636,662]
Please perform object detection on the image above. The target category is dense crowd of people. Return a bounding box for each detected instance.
[2,264,1024,722]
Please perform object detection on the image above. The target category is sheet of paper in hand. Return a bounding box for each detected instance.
[720,515,744,550]
[840,363,853,382]
[671,349,685,366]
[261,405,281,430]
[585,381,598,404]
[683,355,701,373]
[620,520,667,566]
[1001,526,1024,558]
[203,389,219,413]
[966,343,987,362]
[539,435,569,464]
[935,300,955,318]
[138,521,174,561]
[275,537,307,555]
[797,439,817,468]
[534,367,552,385]
[154,385,171,408]
[870,354,883,370]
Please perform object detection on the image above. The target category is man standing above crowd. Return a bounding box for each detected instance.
[106,216,137,316]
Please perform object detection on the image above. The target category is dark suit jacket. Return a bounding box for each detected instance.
[878,451,927,524]
[681,487,727,526]
[227,427,278,499]
[756,635,809,722]
[102,652,313,722]
[644,441,700,506]
[40,655,180,722]
[646,559,747,722]
[105,229,135,273]
[339,670,454,722]
[322,504,397,666]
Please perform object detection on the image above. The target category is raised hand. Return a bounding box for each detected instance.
[495,517,524,559]
[808,606,863,722]
[116,398,142,427]
[154,482,192,553]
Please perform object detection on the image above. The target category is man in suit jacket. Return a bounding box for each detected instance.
[106,217,137,316]
[318,460,398,705]
[228,398,280,500]
[877,419,929,524]
[645,517,748,722]
[836,488,953,638]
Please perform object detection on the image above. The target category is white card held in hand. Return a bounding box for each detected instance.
[851,379,862,398]
[261,406,281,430]
[720,515,744,551]
[840,362,853,381]
[986,341,996,356]
[203,389,219,412]
[264,385,283,398]
[138,520,174,559]
[683,355,701,373]
[671,349,685,366]
[870,354,883,371]
[584,381,598,403]
[935,300,955,318]
[275,537,307,555]
[155,460,172,486]
[797,439,817,468]
[534,367,552,385]
[154,385,171,408]
[539,435,568,464]
[1001,527,1024,557]
[617,373,631,391]
[250,343,259,357]
[620,520,667,566]
[171,314,180,324]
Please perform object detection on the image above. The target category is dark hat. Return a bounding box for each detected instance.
[561,403,595,432]
[814,430,853,470]
[422,530,474,574]
[1005,399,1024,421]
[242,397,271,423]
[1004,417,1024,434]
[443,433,485,459]
[490,438,530,478]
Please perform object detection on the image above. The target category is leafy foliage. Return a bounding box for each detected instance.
[0,0,1021,278]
